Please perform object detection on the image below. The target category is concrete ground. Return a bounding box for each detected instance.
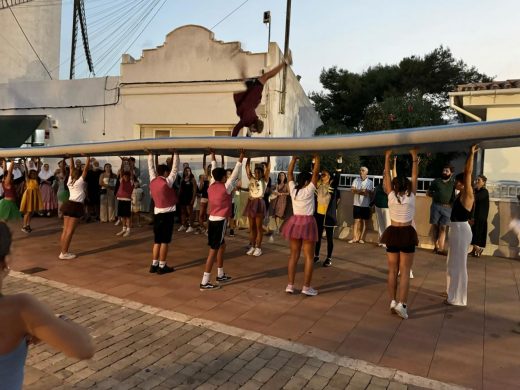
[6,217,520,389]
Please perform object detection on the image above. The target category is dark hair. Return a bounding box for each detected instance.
[156,164,170,176]
[277,172,287,185]
[455,173,465,184]
[212,167,226,182]
[254,166,264,177]
[0,222,12,264]
[443,164,455,173]
[252,119,264,133]
[478,174,487,183]
[183,167,194,180]
[129,157,136,163]
[122,170,131,177]
[391,176,411,200]
[295,171,311,196]
[225,168,233,174]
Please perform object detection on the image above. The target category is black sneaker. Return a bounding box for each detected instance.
[21,226,30,234]
[216,274,232,283]
[313,256,320,264]
[323,258,332,267]
[149,264,159,273]
[200,282,221,291]
[157,264,175,275]
[229,229,235,237]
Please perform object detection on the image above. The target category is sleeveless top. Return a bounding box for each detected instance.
[0,338,28,390]
[3,185,16,200]
[450,196,472,222]
[388,192,415,223]
[248,178,267,199]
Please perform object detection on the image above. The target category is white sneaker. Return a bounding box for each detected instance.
[409,270,414,279]
[348,239,358,244]
[123,230,130,237]
[246,246,256,256]
[394,302,408,319]
[114,219,121,226]
[252,247,263,257]
[285,284,294,294]
[116,229,126,236]
[59,252,77,260]
[301,286,318,296]
[186,226,195,233]
[269,235,274,243]
[178,225,186,232]
[390,299,397,312]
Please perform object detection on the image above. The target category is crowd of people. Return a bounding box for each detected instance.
[0,145,491,316]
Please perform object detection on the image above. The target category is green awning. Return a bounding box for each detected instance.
[0,115,47,148]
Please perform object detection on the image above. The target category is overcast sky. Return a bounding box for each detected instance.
[58,0,520,93]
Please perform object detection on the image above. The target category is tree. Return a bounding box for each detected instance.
[310,46,491,176]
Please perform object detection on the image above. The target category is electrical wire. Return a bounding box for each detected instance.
[7,4,53,79]
[211,0,251,30]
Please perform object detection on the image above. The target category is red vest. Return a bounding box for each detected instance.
[117,179,133,199]
[150,177,178,208]
[208,182,232,217]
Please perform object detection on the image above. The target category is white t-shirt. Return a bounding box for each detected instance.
[67,176,86,203]
[289,181,316,216]
[388,192,416,223]
[248,178,267,199]
[352,177,374,208]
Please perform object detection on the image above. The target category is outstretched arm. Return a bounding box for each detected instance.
[461,145,478,210]
[245,157,252,179]
[383,150,392,195]
[311,155,320,187]
[264,156,271,181]
[81,157,90,179]
[287,156,297,183]
[410,148,418,195]
[258,60,288,85]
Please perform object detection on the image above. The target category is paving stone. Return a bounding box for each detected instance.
[316,362,338,378]
[304,374,330,390]
[327,372,352,389]
[387,382,408,390]
[370,377,390,387]
[252,367,277,383]
[348,371,372,388]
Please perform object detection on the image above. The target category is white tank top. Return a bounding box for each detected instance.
[388,192,415,223]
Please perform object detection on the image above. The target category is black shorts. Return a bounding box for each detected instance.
[381,225,418,253]
[353,205,370,220]
[117,200,131,217]
[61,200,84,219]
[154,212,175,244]
[208,219,227,250]
[386,245,416,253]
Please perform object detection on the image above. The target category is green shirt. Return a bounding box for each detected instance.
[428,177,455,204]
[373,184,388,208]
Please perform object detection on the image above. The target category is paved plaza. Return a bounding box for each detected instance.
[6,217,520,389]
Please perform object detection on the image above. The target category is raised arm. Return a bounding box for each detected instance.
[165,152,179,187]
[461,145,478,209]
[383,150,392,195]
[69,157,75,178]
[225,150,245,193]
[311,155,320,187]
[245,157,252,179]
[410,148,419,195]
[264,156,271,181]
[147,152,157,181]
[81,157,90,179]
[209,151,217,184]
[287,156,297,183]
[258,60,288,85]
[392,156,398,179]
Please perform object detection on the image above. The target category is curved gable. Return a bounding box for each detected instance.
[121,25,266,83]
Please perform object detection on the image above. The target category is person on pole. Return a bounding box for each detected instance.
[231,55,292,137]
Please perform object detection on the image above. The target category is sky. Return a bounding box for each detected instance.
[55,0,520,94]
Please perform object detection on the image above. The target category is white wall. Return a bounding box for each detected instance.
[0,2,61,82]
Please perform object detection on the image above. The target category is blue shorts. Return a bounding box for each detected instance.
[430,202,451,226]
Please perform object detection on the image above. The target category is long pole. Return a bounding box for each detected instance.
[280,0,291,114]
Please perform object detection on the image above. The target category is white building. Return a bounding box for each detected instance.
[0,0,62,83]
[0,25,322,167]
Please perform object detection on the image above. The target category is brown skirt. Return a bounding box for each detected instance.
[380,225,418,248]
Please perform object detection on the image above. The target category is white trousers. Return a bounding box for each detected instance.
[375,207,391,239]
[446,221,472,306]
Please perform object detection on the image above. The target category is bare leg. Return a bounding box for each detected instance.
[152,243,160,260]
[288,239,302,285]
[255,215,264,247]
[352,219,360,241]
[438,225,447,252]
[159,244,169,262]
[216,243,226,268]
[360,219,367,241]
[432,224,439,249]
[387,252,399,301]
[204,248,218,273]
[398,252,414,304]
[248,217,256,245]
[302,240,315,287]
[61,217,79,253]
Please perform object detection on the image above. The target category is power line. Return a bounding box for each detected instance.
[7,4,53,79]
[211,0,251,30]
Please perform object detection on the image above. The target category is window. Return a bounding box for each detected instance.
[155,130,170,138]
[214,130,231,137]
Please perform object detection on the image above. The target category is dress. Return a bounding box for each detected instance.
[269,183,289,219]
[38,171,58,211]
[471,187,489,247]
[0,185,21,221]
[20,179,43,213]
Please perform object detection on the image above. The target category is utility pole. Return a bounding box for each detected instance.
[263,11,271,52]
[280,0,291,114]
[69,0,94,79]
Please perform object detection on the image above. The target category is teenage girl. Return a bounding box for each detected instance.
[0,160,21,222]
[115,170,134,237]
[282,155,320,296]
[59,156,90,260]
[20,158,43,233]
[243,157,271,256]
